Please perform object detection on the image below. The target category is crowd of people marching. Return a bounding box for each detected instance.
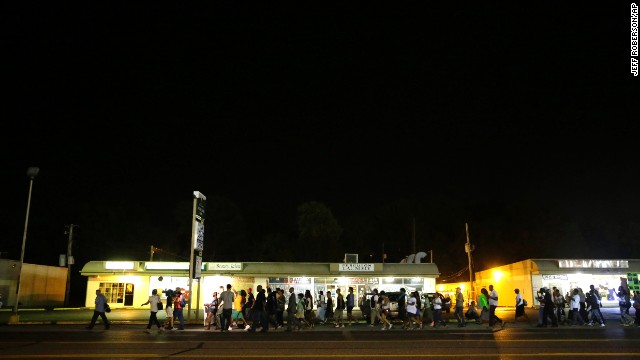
[87,278,640,331]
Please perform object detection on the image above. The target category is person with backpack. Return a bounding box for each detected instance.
[586,285,604,326]
[141,289,164,333]
[514,288,528,322]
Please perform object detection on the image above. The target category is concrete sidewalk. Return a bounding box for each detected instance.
[1,306,634,329]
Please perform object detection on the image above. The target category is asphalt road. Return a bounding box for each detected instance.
[1,306,639,359]
[0,324,639,359]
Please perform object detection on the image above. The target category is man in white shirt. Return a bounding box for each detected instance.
[488,285,505,328]
[570,288,585,326]
[219,284,235,332]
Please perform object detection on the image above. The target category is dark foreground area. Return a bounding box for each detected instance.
[1,307,639,359]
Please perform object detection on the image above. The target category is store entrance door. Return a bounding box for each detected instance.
[124,283,134,306]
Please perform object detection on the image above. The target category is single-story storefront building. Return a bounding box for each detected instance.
[474,259,640,308]
[80,261,440,310]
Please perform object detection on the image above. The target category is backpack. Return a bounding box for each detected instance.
[522,299,528,307]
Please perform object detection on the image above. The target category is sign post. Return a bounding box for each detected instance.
[188,191,206,321]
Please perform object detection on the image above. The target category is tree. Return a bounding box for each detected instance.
[297,201,342,261]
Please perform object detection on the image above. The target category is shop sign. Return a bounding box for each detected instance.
[558,260,629,269]
[628,272,639,291]
[542,274,568,281]
[209,263,242,271]
[339,263,374,272]
[289,277,312,284]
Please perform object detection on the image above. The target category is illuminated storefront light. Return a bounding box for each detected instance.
[105,261,134,270]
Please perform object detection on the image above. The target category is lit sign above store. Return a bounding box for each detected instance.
[145,262,190,270]
[289,277,311,284]
[209,263,242,271]
[105,261,135,270]
[339,263,374,272]
[558,260,629,269]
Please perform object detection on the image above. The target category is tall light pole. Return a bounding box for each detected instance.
[11,167,39,322]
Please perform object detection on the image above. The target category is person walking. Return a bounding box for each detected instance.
[334,288,345,328]
[86,289,110,330]
[618,277,633,326]
[488,285,506,328]
[514,288,528,322]
[586,285,604,326]
[248,285,268,332]
[316,290,326,324]
[219,284,235,332]
[285,287,302,331]
[142,289,164,333]
[397,288,408,329]
[276,288,286,327]
[379,291,393,330]
[346,287,356,325]
[454,287,466,327]
[406,291,422,329]
[478,288,489,324]
[304,290,315,329]
[204,292,219,330]
[368,289,380,327]
[173,288,186,330]
[432,292,447,328]
[164,289,174,330]
[541,288,558,327]
[570,288,585,326]
[325,291,334,325]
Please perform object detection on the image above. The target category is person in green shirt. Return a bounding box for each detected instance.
[478,288,489,324]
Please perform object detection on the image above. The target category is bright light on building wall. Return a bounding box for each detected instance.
[493,271,503,282]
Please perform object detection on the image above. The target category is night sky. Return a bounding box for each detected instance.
[2,3,639,298]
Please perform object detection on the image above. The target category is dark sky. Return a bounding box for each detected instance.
[2,3,639,281]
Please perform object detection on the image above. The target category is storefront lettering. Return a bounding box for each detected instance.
[209,263,242,271]
[558,260,629,269]
[542,275,568,281]
[339,263,374,272]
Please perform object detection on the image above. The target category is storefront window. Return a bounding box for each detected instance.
[99,282,125,304]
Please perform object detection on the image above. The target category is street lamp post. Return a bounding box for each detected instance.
[10,167,39,323]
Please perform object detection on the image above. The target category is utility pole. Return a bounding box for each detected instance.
[150,246,155,261]
[464,223,475,302]
[412,217,416,255]
[64,224,77,307]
